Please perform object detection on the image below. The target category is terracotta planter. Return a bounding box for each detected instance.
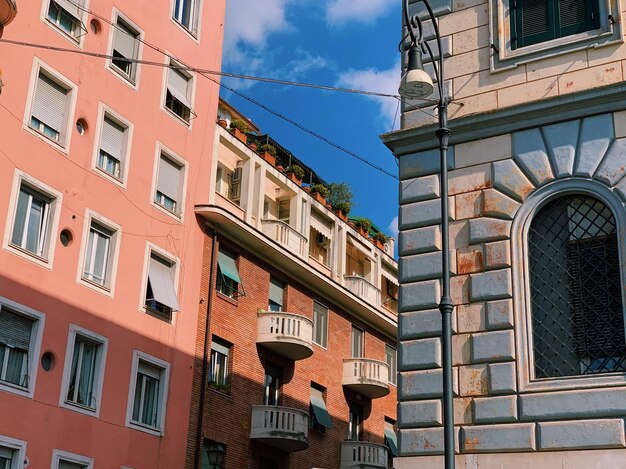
[249,143,258,151]
[312,192,326,205]
[260,151,276,166]
[276,165,284,172]
[374,239,385,250]
[326,203,333,210]
[335,210,348,222]
[218,119,228,129]
[357,227,367,237]
[231,128,247,144]
[286,173,302,186]
[303,186,311,193]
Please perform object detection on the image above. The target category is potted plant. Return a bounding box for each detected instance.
[258,143,277,165]
[229,118,249,143]
[284,165,304,185]
[217,118,228,129]
[333,201,352,222]
[354,218,371,237]
[249,142,258,151]
[310,184,329,205]
[373,231,388,250]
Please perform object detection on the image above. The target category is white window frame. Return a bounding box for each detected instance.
[0,435,27,469]
[106,8,144,88]
[151,142,187,220]
[91,103,133,186]
[126,350,170,436]
[312,301,328,349]
[170,0,202,40]
[489,0,622,72]
[385,344,397,386]
[139,242,181,321]
[23,59,77,153]
[59,324,108,417]
[51,449,93,469]
[3,170,63,269]
[160,55,196,128]
[351,325,364,358]
[41,0,89,47]
[0,296,45,399]
[513,178,626,392]
[76,209,121,295]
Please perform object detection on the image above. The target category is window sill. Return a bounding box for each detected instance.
[216,291,238,306]
[127,420,163,436]
[170,17,200,43]
[93,165,126,188]
[78,276,113,297]
[0,380,32,399]
[144,305,173,324]
[24,124,68,155]
[163,105,192,129]
[151,200,183,223]
[60,400,99,417]
[520,371,626,393]
[5,243,52,270]
[43,18,83,48]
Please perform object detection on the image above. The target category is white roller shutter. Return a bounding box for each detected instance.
[100,116,125,161]
[157,155,182,203]
[32,73,67,132]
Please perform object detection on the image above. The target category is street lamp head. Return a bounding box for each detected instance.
[398,44,434,99]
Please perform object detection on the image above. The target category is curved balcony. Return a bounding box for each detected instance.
[0,0,16,30]
[257,311,314,360]
[343,358,390,399]
[261,219,306,258]
[249,405,309,452]
[344,276,381,307]
[340,441,389,468]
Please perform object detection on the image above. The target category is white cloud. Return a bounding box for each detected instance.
[337,62,401,129]
[388,216,399,239]
[326,0,395,25]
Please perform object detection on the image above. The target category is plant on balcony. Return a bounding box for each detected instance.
[327,182,354,218]
[258,143,277,166]
[333,201,352,221]
[353,218,371,237]
[310,184,329,205]
[372,231,388,250]
[284,165,305,185]
[217,118,228,129]
[229,118,249,143]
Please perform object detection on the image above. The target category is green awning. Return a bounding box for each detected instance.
[384,424,398,457]
[217,249,241,284]
[310,388,333,428]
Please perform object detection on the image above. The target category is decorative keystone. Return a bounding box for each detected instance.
[542,119,579,177]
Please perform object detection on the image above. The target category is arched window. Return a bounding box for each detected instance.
[528,194,625,379]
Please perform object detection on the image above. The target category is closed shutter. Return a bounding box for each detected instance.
[139,360,161,379]
[54,0,84,16]
[32,73,67,132]
[310,210,333,239]
[100,117,125,161]
[0,309,33,350]
[269,277,284,308]
[112,20,138,61]
[58,461,85,469]
[167,65,191,108]
[157,155,182,202]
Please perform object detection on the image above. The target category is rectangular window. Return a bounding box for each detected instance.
[52,450,92,469]
[263,363,281,406]
[384,418,398,458]
[351,325,364,358]
[65,335,104,410]
[0,309,34,389]
[165,60,193,123]
[58,461,86,469]
[29,71,71,144]
[82,221,115,287]
[0,437,26,469]
[11,183,53,259]
[110,17,140,82]
[312,301,328,348]
[97,115,128,180]
[145,251,180,322]
[277,199,290,222]
[155,153,184,215]
[216,247,244,299]
[129,355,169,433]
[209,337,231,392]
[173,0,200,35]
[46,0,84,41]
[385,344,397,385]
[0,446,13,469]
[268,277,284,312]
[348,403,363,441]
[309,383,332,433]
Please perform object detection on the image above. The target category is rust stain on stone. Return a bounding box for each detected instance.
[464,437,480,451]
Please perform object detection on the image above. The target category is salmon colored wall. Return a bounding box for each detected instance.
[0,0,224,467]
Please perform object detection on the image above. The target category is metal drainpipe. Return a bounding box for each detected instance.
[193,226,218,469]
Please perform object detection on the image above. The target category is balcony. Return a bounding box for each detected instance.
[0,0,16,34]
[340,441,389,469]
[342,358,390,399]
[344,276,380,307]
[261,219,306,258]
[249,405,309,452]
[257,311,314,360]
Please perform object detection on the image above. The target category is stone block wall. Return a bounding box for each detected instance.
[396,109,626,462]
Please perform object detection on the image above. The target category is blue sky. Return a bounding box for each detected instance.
[220,0,403,247]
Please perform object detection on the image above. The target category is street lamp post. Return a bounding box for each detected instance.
[398,1,454,468]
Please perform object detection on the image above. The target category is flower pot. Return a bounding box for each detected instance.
[260,151,276,166]
[374,239,385,250]
[286,173,302,186]
[326,203,333,210]
[232,128,247,144]
[303,186,311,193]
[218,119,228,129]
[276,165,284,172]
[249,143,258,151]
[335,210,348,222]
[312,192,326,205]
[357,227,367,237]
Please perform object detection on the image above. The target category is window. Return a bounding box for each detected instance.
[0,447,13,469]
[216,247,245,299]
[510,0,599,50]
[46,0,85,42]
[97,114,129,181]
[351,325,364,358]
[528,194,625,379]
[11,183,53,259]
[29,70,71,145]
[52,450,93,469]
[110,16,140,82]
[0,437,26,469]
[61,326,107,414]
[385,344,397,385]
[384,418,398,458]
[127,352,169,434]
[312,302,328,348]
[164,60,193,123]
[268,277,284,312]
[348,403,363,441]
[263,363,281,406]
[173,0,200,35]
[155,152,184,216]
[145,251,180,322]
[309,384,332,433]
[82,219,117,289]
[209,337,230,392]
[277,199,290,222]
[58,461,86,469]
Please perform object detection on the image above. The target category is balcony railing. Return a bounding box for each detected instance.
[342,358,390,399]
[249,405,309,452]
[261,219,307,258]
[257,311,314,360]
[344,276,381,306]
[340,441,388,468]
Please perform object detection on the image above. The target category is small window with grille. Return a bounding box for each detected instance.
[528,194,625,379]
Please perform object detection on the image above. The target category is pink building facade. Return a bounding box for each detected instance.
[0,1,224,468]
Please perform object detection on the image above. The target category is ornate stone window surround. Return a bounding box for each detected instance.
[513,178,626,392]
[489,0,622,72]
